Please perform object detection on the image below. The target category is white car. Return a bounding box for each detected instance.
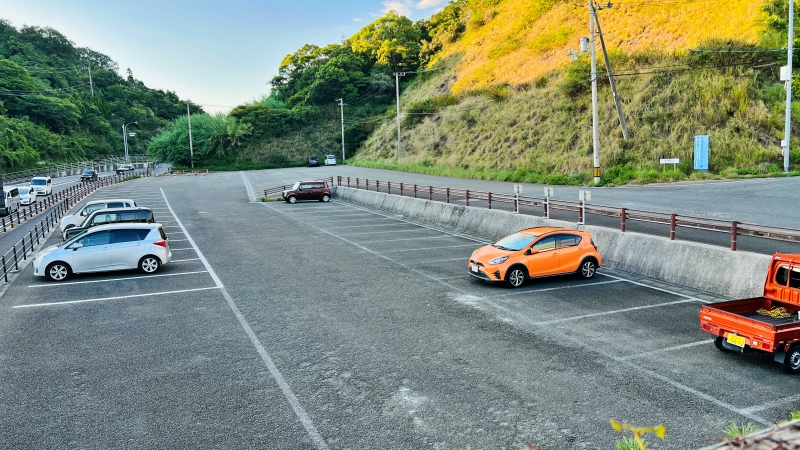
[30,176,52,195]
[324,154,337,166]
[18,187,36,205]
[60,199,136,233]
[33,223,172,281]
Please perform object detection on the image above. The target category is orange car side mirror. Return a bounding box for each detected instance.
[526,248,539,255]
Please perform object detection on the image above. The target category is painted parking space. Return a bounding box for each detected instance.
[263,198,796,427]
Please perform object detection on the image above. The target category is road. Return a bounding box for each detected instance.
[0,171,795,449]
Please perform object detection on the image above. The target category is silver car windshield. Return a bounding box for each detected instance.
[62,229,89,247]
[18,188,28,194]
[31,179,46,185]
[291,182,300,190]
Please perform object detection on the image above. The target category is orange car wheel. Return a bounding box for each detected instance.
[579,258,597,279]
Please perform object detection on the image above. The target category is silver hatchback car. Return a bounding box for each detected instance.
[33,223,172,281]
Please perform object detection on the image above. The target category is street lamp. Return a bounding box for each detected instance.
[122,121,137,163]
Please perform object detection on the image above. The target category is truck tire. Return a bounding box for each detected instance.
[714,337,728,352]
[781,344,800,374]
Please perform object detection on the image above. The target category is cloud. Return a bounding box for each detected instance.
[416,0,447,8]
[383,1,413,16]
[353,18,363,22]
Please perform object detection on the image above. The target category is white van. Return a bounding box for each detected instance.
[30,176,52,196]
[1,187,20,216]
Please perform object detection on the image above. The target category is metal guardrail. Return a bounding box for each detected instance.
[0,174,123,283]
[261,176,800,252]
[2,154,152,185]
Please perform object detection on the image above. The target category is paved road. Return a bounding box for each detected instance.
[247,166,800,228]
[0,171,795,449]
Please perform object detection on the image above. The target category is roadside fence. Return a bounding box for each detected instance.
[166,169,210,176]
[0,174,122,284]
[263,176,799,253]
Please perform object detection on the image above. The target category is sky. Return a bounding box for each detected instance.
[0,0,448,114]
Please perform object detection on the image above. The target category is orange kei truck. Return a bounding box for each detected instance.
[700,253,800,374]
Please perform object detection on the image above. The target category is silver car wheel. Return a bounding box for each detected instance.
[288,196,297,204]
[140,257,160,273]
[580,260,596,279]
[506,268,525,288]
[322,194,330,202]
[47,263,70,281]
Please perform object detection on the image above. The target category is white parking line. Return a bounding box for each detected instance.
[27,271,209,287]
[533,298,700,325]
[306,217,394,224]
[382,243,481,253]
[169,239,188,242]
[486,279,624,298]
[323,223,415,229]
[172,258,200,262]
[241,171,257,202]
[618,340,710,361]
[601,273,709,304]
[419,257,472,264]
[334,228,433,236]
[13,286,221,308]
[170,248,195,251]
[161,189,330,450]
[359,235,459,244]
[740,393,800,414]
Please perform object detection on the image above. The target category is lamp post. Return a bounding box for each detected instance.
[122,121,137,163]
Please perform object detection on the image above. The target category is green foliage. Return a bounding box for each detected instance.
[724,422,759,439]
[148,114,251,167]
[349,11,421,72]
[0,19,198,171]
[616,437,647,450]
[403,94,459,126]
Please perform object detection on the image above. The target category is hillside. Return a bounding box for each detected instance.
[351,0,799,184]
[0,21,201,171]
[148,0,798,184]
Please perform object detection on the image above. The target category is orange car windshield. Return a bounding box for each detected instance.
[492,233,537,251]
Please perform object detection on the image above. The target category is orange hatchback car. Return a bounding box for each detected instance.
[468,227,602,288]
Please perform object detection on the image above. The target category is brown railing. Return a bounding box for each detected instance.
[305,176,799,252]
[0,174,123,283]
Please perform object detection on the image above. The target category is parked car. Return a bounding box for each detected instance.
[0,187,20,216]
[30,175,52,195]
[80,169,98,181]
[701,253,800,373]
[306,157,320,167]
[63,207,155,240]
[281,180,331,204]
[116,164,136,175]
[60,199,137,233]
[468,227,602,288]
[324,154,337,166]
[18,187,36,206]
[33,223,172,281]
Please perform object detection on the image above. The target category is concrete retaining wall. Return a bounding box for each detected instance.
[333,186,771,299]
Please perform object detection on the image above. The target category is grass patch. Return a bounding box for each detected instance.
[724,422,759,439]
[616,436,647,450]
[257,196,281,202]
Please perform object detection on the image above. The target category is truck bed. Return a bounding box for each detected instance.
[738,310,800,327]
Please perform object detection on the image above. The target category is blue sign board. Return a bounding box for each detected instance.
[694,135,709,171]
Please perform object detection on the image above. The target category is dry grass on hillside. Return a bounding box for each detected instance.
[435,0,769,93]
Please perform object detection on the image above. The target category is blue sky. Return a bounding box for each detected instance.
[0,0,447,114]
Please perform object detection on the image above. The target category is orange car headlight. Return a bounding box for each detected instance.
[488,256,509,265]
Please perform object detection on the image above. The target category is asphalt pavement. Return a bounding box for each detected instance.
[0,171,795,449]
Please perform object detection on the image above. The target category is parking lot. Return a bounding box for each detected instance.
[0,171,797,449]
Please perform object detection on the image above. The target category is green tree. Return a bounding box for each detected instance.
[349,11,421,72]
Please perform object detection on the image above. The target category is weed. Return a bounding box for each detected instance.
[724,422,759,439]
[616,436,647,450]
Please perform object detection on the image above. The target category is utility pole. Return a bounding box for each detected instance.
[785,0,795,173]
[394,72,406,163]
[337,98,346,161]
[187,102,194,169]
[589,1,601,184]
[87,65,94,97]
[593,6,628,140]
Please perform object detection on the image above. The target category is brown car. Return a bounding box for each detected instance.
[282,180,331,203]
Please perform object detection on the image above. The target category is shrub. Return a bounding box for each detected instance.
[724,422,758,439]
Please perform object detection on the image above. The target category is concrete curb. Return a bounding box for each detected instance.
[333,186,771,299]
